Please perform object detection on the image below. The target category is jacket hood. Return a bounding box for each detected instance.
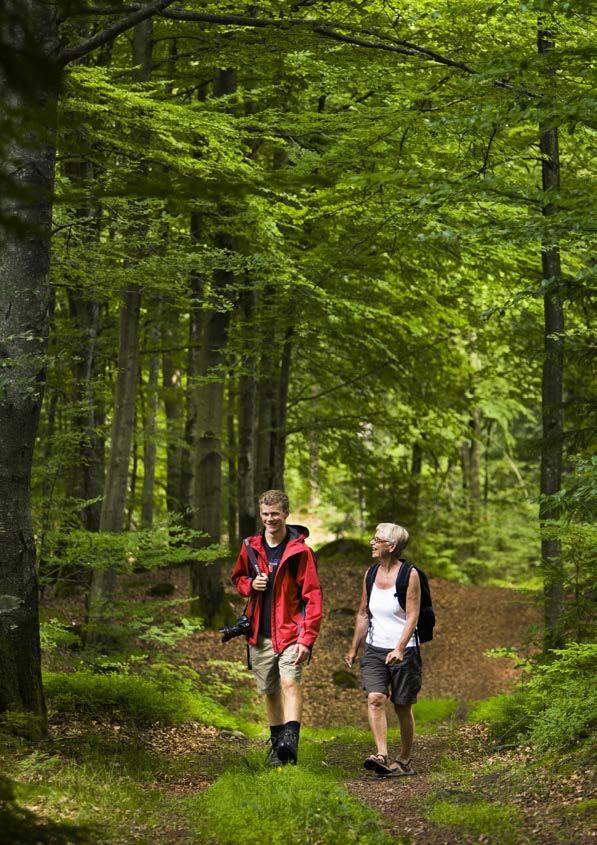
[288,524,310,539]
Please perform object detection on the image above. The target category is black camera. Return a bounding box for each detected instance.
[219,613,252,643]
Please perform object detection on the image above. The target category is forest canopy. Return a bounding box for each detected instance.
[0,0,594,720]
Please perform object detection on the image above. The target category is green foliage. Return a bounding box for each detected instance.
[43,667,244,730]
[470,643,597,752]
[40,520,226,582]
[40,619,82,652]
[426,800,521,844]
[190,764,392,845]
[539,457,597,641]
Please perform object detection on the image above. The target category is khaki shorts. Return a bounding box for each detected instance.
[249,636,303,694]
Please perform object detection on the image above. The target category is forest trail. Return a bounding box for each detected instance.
[180,554,541,727]
[39,561,594,845]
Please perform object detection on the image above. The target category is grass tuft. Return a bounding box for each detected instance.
[187,763,392,845]
[427,799,521,843]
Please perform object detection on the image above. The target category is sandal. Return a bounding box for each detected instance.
[387,758,416,776]
[363,753,392,775]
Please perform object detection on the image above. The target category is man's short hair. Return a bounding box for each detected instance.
[376,522,409,554]
[258,489,290,514]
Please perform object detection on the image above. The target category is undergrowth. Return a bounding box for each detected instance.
[42,668,252,733]
[468,643,596,753]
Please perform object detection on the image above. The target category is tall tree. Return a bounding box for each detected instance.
[537,20,565,649]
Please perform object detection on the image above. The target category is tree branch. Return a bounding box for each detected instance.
[59,0,179,65]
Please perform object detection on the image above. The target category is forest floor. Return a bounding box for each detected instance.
[11,555,594,844]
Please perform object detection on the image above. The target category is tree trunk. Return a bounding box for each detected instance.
[538,23,565,649]
[255,369,276,496]
[67,292,104,535]
[226,374,239,550]
[126,410,139,531]
[271,323,293,489]
[141,314,160,529]
[190,68,237,626]
[85,19,151,646]
[181,217,204,522]
[86,286,141,646]
[161,314,185,516]
[237,283,257,538]
[407,442,423,530]
[0,1,61,721]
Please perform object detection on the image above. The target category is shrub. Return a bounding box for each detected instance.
[471,643,597,752]
[43,668,243,730]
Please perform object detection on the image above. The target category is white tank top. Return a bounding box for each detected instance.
[367,583,416,650]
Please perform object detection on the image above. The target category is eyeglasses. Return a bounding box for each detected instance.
[371,536,390,544]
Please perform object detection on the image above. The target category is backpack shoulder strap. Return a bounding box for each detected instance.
[394,559,414,611]
[243,538,261,579]
[365,563,379,606]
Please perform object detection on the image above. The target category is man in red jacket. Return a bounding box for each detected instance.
[231,489,323,765]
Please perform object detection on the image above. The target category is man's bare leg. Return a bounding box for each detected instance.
[280,677,302,722]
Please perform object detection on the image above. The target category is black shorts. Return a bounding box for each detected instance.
[360,644,422,705]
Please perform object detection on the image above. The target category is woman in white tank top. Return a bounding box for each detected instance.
[345,522,422,777]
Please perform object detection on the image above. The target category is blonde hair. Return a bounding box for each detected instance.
[376,522,409,555]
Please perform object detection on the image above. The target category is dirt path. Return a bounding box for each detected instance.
[178,557,541,727]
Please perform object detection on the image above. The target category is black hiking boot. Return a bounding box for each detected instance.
[276,724,299,765]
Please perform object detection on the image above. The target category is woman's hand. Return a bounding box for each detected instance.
[252,572,269,591]
[385,648,405,665]
[344,650,357,668]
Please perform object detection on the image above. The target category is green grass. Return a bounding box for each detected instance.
[413,697,458,730]
[426,800,522,844]
[43,670,257,734]
[186,759,393,845]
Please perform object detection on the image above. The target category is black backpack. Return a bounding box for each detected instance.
[365,559,436,644]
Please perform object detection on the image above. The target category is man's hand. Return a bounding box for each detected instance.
[385,648,405,665]
[252,572,269,592]
[344,651,357,668]
[294,643,310,664]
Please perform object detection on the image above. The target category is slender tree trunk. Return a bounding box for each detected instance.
[538,23,565,649]
[237,283,257,537]
[67,292,103,534]
[271,323,293,489]
[126,410,139,531]
[0,1,61,721]
[86,286,141,645]
[255,369,276,496]
[181,223,203,522]
[407,442,423,530]
[162,314,185,516]
[190,68,237,626]
[141,315,160,528]
[226,374,239,550]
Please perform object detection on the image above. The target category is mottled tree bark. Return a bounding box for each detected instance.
[189,68,237,626]
[0,1,61,721]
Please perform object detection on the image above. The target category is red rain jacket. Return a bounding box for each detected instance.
[231,526,323,654]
